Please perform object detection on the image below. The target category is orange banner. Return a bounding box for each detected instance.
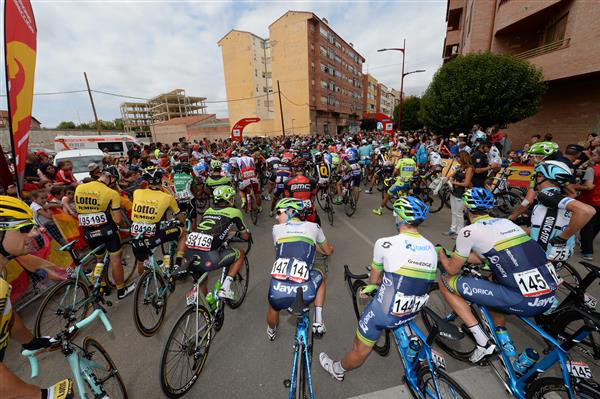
[440,159,533,187]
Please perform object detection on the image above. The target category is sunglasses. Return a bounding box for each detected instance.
[0,221,37,233]
[276,210,287,216]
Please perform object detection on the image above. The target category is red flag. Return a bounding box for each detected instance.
[4,0,37,194]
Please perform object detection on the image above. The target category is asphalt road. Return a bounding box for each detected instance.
[5,191,600,398]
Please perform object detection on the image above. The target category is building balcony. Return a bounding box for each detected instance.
[513,38,570,60]
[494,0,562,34]
[445,28,461,46]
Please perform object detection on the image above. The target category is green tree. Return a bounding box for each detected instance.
[394,96,422,131]
[57,121,76,129]
[114,118,125,130]
[420,52,546,134]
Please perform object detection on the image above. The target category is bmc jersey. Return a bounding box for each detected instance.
[131,189,180,236]
[455,216,559,296]
[531,188,575,259]
[0,278,12,362]
[272,220,327,272]
[285,175,317,201]
[74,181,120,230]
[188,206,248,251]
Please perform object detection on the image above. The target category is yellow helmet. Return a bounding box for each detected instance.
[0,195,35,230]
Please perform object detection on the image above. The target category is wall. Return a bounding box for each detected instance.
[460,0,496,54]
[0,129,141,151]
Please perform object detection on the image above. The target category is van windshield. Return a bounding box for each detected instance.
[57,155,104,174]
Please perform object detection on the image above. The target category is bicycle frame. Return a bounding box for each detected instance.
[288,309,315,399]
[143,241,178,303]
[187,267,228,347]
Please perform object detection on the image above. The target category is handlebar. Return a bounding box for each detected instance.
[343,264,369,280]
[21,309,112,378]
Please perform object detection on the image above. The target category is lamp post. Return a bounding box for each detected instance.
[378,40,425,132]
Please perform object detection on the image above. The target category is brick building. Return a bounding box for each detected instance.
[442,0,600,147]
[0,110,41,130]
[149,114,229,143]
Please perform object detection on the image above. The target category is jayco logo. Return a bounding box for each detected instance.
[359,310,375,333]
[462,282,493,297]
[273,282,307,295]
[528,296,555,308]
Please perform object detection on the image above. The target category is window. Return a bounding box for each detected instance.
[320,45,327,56]
[327,95,335,105]
[311,79,315,86]
[329,80,335,90]
[321,80,328,88]
[541,12,568,45]
[327,48,334,60]
[321,63,326,72]
[335,70,342,78]
[321,96,327,104]
[320,26,328,38]
[335,55,341,64]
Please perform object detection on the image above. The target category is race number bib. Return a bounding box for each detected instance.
[514,269,552,297]
[567,361,593,379]
[186,232,213,251]
[391,293,428,316]
[175,190,193,201]
[242,169,255,179]
[547,245,572,262]
[271,258,289,280]
[78,212,107,227]
[270,258,310,283]
[303,199,312,209]
[289,259,309,283]
[131,222,157,237]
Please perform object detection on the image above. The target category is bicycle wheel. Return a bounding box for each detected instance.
[417,367,472,399]
[439,185,451,209]
[107,241,136,288]
[227,257,249,309]
[351,280,390,356]
[82,336,128,399]
[527,377,600,399]
[556,262,583,304]
[249,194,258,225]
[316,187,327,211]
[493,191,521,218]
[35,279,91,338]
[345,189,357,217]
[133,270,168,337]
[421,287,476,362]
[160,305,212,398]
[419,188,444,214]
[552,309,600,367]
[326,198,334,226]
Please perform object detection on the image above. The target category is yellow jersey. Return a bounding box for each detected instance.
[74,181,121,229]
[131,189,180,236]
[0,278,13,361]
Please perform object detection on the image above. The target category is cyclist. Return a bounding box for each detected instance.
[172,163,199,231]
[528,161,595,266]
[437,188,560,363]
[264,153,281,201]
[334,148,361,205]
[365,146,393,194]
[206,160,233,195]
[0,196,74,399]
[131,167,187,274]
[185,186,250,300]
[284,158,320,225]
[314,152,331,190]
[237,149,262,212]
[269,157,293,217]
[267,198,334,340]
[320,197,435,381]
[373,148,416,216]
[74,166,134,300]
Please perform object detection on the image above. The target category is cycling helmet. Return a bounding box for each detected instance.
[293,158,305,170]
[211,159,222,169]
[463,188,496,211]
[212,185,236,205]
[275,198,304,218]
[361,139,367,145]
[534,160,573,187]
[313,152,323,162]
[174,163,192,174]
[0,196,35,231]
[528,141,559,157]
[102,165,120,182]
[142,166,164,185]
[392,196,429,227]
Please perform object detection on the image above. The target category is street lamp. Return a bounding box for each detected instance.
[378,40,425,132]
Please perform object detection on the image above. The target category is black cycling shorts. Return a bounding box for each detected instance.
[131,227,182,262]
[83,224,121,255]
[178,200,197,220]
[185,247,240,275]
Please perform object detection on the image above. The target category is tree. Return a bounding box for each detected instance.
[420,52,546,134]
[394,96,422,131]
[57,121,76,129]
[360,118,377,131]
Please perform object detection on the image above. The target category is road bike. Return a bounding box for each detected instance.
[340,178,359,217]
[241,185,259,225]
[315,182,335,226]
[160,235,251,398]
[23,308,127,399]
[34,238,134,338]
[343,265,473,398]
[487,166,523,218]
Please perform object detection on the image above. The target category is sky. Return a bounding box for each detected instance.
[1,0,447,128]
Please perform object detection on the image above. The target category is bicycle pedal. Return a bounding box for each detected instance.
[283,379,291,388]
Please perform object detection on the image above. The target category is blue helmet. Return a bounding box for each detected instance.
[345,147,358,161]
[534,161,573,187]
[393,196,429,227]
[463,188,495,211]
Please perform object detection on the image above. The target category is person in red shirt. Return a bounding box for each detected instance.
[55,160,77,184]
[284,158,320,226]
[576,147,600,260]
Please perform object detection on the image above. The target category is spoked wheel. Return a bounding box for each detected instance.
[556,262,583,304]
[316,187,327,211]
[345,188,358,217]
[527,377,600,399]
[107,241,136,288]
[227,257,249,309]
[160,306,212,398]
[35,280,91,338]
[351,280,390,356]
[421,288,477,362]
[418,188,444,214]
[439,185,451,209]
[551,309,600,368]
[248,194,258,225]
[417,367,472,399]
[133,270,167,337]
[82,337,128,399]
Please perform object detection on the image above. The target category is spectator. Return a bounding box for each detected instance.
[24,153,40,183]
[576,147,600,261]
[498,132,511,158]
[30,190,65,245]
[38,163,57,182]
[55,160,77,184]
[47,186,64,208]
[471,140,494,187]
[544,133,553,142]
[523,134,541,153]
[445,151,473,236]
[61,185,78,217]
[564,144,584,170]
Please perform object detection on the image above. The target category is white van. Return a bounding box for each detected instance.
[54,134,142,157]
[54,149,104,182]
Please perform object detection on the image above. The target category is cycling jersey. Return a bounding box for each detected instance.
[173,173,195,202]
[316,161,331,184]
[0,278,12,362]
[74,181,120,230]
[341,160,362,187]
[429,151,442,167]
[359,145,372,165]
[285,175,319,224]
[206,174,232,192]
[131,188,180,237]
[530,187,575,262]
[449,216,558,316]
[270,165,292,197]
[323,153,333,164]
[358,232,437,346]
[222,162,233,177]
[237,156,256,179]
[395,158,416,183]
[193,161,209,179]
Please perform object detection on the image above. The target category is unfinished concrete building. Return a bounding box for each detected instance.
[148,89,207,123]
[120,102,153,137]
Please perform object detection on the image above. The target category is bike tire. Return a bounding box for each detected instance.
[350,280,390,356]
[316,187,327,211]
[35,279,91,338]
[439,185,451,209]
[106,241,136,288]
[417,367,473,399]
[160,305,212,398]
[493,191,521,218]
[527,376,600,399]
[327,200,334,226]
[227,257,250,309]
[82,336,128,399]
[214,300,225,332]
[551,308,600,367]
[133,270,168,337]
[419,188,444,214]
[345,190,357,217]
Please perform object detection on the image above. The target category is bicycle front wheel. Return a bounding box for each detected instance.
[527,377,600,398]
[133,270,168,337]
[227,257,249,309]
[326,199,334,226]
[82,336,128,399]
[345,189,357,217]
[35,279,91,338]
[160,305,212,398]
[417,367,472,399]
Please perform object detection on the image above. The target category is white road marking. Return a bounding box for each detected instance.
[339,215,374,247]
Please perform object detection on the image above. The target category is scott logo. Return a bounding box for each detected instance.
[462,282,493,297]
[382,241,392,249]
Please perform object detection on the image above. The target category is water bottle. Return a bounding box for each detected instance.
[206,292,216,311]
[396,329,410,350]
[513,348,539,374]
[92,262,104,283]
[405,337,421,364]
[163,255,171,271]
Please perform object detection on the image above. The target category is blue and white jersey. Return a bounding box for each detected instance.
[193,160,209,177]
[346,147,359,162]
[272,220,327,270]
[323,152,333,164]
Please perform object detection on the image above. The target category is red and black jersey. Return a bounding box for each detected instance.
[284,174,317,200]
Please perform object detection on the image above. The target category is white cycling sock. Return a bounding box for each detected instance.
[333,361,346,374]
[315,306,323,324]
[468,324,489,347]
[222,276,234,291]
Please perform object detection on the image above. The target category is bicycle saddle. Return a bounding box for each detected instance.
[422,307,465,341]
[580,261,600,278]
[288,288,309,316]
[58,240,79,252]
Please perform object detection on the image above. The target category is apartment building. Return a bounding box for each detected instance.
[442,0,600,146]
[378,83,395,117]
[362,74,378,115]
[218,30,274,136]
[219,11,365,136]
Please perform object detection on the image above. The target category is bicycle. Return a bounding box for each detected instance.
[340,178,359,217]
[486,165,523,218]
[34,238,135,338]
[343,265,473,398]
[23,308,128,399]
[132,220,182,337]
[241,185,259,225]
[159,235,251,398]
[421,259,600,398]
[315,182,335,226]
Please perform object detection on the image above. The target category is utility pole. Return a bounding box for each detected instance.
[277,80,286,137]
[84,72,101,134]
